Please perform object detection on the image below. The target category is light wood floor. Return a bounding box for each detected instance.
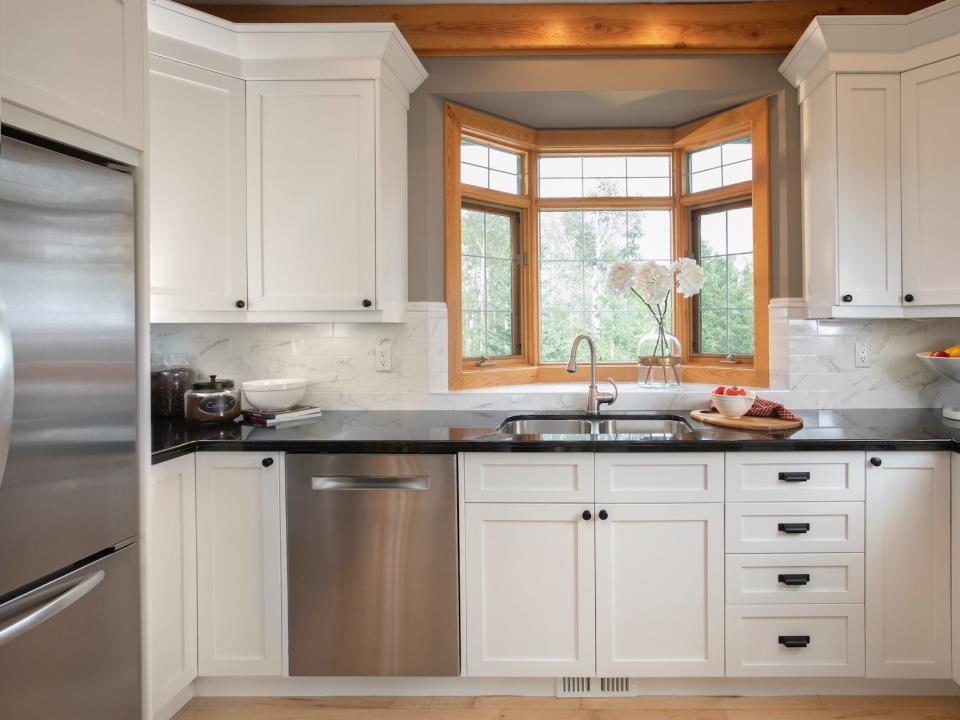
[173,695,960,720]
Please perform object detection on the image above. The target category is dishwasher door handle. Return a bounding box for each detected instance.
[310,475,430,491]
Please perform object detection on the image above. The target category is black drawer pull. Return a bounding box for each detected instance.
[778,573,811,586]
[778,522,810,534]
[779,635,810,648]
[779,471,810,482]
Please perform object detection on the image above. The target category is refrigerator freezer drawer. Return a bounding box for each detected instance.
[0,544,140,720]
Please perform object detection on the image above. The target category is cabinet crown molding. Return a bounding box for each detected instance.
[780,0,960,93]
[148,0,427,96]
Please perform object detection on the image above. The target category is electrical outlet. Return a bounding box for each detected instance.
[855,341,870,368]
[375,341,392,372]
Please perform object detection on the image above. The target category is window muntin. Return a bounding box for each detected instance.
[539,209,672,362]
[461,205,522,359]
[687,136,752,193]
[692,202,754,356]
[538,154,671,198]
[460,138,522,194]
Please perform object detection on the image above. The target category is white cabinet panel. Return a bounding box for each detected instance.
[902,55,960,307]
[595,504,723,677]
[835,74,902,308]
[595,453,723,503]
[464,453,594,503]
[464,503,595,677]
[149,57,247,316]
[952,453,960,686]
[726,451,865,502]
[145,455,197,717]
[246,80,376,313]
[726,502,864,554]
[1,0,145,149]
[726,605,865,677]
[196,452,283,677]
[866,452,951,679]
[726,553,864,605]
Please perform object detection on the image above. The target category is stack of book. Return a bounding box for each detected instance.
[242,405,323,427]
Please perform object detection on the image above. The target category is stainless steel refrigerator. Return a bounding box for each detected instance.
[0,130,139,718]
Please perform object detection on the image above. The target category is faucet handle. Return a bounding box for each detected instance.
[598,377,618,407]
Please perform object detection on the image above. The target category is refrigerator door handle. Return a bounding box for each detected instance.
[0,570,103,648]
[0,277,13,489]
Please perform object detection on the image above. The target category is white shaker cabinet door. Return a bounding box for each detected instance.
[0,0,145,149]
[148,57,247,316]
[145,455,197,718]
[464,503,596,677]
[866,452,951,678]
[196,452,283,677]
[835,74,901,308]
[246,80,377,313]
[595,503,724,677]
[902,55,960,307]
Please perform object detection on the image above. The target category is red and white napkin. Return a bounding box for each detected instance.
[709,396,801,422]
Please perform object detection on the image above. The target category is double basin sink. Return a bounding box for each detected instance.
[495,414,692,438]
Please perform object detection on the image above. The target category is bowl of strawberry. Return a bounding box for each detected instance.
[711,385,757,419]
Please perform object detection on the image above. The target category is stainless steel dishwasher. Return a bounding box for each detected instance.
[285,454,459,676]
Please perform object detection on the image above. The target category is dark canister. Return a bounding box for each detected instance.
[185,375,242,424]
[151,360,195,418]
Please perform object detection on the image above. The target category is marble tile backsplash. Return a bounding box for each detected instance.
[150,300,960,412]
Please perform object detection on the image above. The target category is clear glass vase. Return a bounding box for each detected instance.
[637,324,682,388]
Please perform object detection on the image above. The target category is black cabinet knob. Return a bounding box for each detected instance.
[870,457,882,467]
[262,457,274,468]
[904,294,915,303]
[841,294,853,303]
[582,509,592,521]
[598,509,608,520]
[362,298,373,308]
[235,299,246,308]
[779,635,810,648]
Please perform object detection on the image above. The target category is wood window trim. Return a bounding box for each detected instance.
[445,99,770,391]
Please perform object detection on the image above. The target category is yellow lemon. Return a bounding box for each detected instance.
[946,344,960,358]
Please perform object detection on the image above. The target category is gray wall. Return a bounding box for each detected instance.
[406,55,802,302]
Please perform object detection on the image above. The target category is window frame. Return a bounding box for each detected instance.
[444,99,770,390]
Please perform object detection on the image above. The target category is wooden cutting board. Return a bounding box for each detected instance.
[691,408,803,432]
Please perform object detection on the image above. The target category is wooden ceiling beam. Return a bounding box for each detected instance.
[189,1,935,56]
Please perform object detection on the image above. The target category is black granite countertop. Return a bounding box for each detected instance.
[152,408,960,464]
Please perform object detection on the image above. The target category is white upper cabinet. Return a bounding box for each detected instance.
[1,0,145,150]
[781,0,960,318]
[246,80,376,313]
[147,0,427,323]
[149,57,247,315]
[901,54,960,307]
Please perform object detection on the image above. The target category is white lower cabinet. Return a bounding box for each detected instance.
[865,451,951,678]
[145,455,198,718]
[195,452,283,677]
[726,605,865,677]
[464,503,596,677]
[595,503,724,676]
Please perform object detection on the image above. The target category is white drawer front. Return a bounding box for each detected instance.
[726,502,864,554]
[726,554,865,605]
[726,604,865,677]
[726,452,865,502]
[595,453,723,503]
[464,453,594,503]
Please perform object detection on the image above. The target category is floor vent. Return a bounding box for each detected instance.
[556,677,630,697]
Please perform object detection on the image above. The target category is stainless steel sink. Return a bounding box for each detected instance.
[496,415,692,437]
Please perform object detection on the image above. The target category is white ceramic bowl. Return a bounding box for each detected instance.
[711,390,757,419]
[242,378,308,412]
[916,352,960,384]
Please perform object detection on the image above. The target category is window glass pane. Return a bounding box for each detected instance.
[461,206,520,358]
[687,136,752,193]
[539,209,672,363]
[461,137,522,194]
[538,154,671,198]
[693,203,754,357]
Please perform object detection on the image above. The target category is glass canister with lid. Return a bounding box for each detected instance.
[184,375,242,424]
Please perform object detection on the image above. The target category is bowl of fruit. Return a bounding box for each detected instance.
[711,385,757,419]
[917,347,960,419]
